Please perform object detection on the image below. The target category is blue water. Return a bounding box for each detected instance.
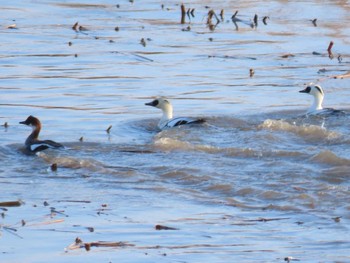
[1,1,350,262]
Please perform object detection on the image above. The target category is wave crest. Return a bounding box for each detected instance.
[259,119,340,141]
[311,150,350,166]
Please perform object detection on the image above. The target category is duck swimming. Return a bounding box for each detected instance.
[299,84,343,115]
[145,98,205,130]
[20,115,63,152]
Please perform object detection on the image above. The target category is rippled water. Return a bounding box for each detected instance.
[1,0,350,262]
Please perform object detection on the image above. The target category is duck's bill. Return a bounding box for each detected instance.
[145,100,157,107]
[299,89,308,93]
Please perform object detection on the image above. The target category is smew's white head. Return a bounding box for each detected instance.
[299,84,324,113]
[145,98,173,119]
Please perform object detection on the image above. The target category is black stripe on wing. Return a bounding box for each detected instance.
[30,144,50,152]
[29,140,63,152]
[173,120,190,126]
[166,118,205,128]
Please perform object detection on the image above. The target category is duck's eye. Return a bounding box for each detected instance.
[305,86,311,93]
[153,100,159,106]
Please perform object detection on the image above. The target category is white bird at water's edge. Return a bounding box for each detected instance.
[299,84,344,115]
[145,98,205,130]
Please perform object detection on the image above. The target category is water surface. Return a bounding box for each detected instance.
[1,0,350,262]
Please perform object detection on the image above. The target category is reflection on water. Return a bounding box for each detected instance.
[1,0,350,262]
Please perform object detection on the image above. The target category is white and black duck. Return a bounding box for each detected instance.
[145,98,205,130]
[299,84,344,115]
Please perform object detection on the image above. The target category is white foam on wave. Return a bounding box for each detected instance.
[153,136,303,159]
[259,119,340,141]
[154,137,217,153]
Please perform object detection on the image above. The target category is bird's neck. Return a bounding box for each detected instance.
[25,125,40,145]
[158,105,173,128]
[308,94,323,113]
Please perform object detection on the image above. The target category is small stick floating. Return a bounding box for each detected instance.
[67,237,134,251]
[333,71,350,79]
[155,224,179,230]
[220,9,224,20]
[50,163,58,172]
[253,14,258,27]
[262,16,269,25]
[106,125,112,134]
[180,4,186,24]
[140,38,146,47]
[327,41,334,59]
[249,68,255,77]
[311,18,317,26]
[7,24,17,29]
[232,10,239,20]
[0,200,23,207]
[72,22,79,31]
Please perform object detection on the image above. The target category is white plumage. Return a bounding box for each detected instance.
[145,98,205,130]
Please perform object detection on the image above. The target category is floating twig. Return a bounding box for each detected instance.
[78,25,88,31]
[7,24,17,29]
[333,71,350,79]
[26,219,64,227]
[1,226,23,239]
[207,10,220,31]
[244,217,290,222]
[232,10,239,20]
[181,26,191,32]
[253,14,258,27]
[0,200,23,207]
[155,224,179,230]
[72,22,89,36]
[281,53,295,58]
[57,200,91,203]
[262,16,269,25]
[327,41,334,59]
[311,18,317,27]
[86,227,94,232]
[106,125,112,134]
[207,10,220,25]
[337,54,342,63]
[220,9,224,21]
[72,22,79,31]
[3,122,8,128]
[249,68,255,77]
[231,11,254,29]
[180,4,186,24]
[140,38,146,47]
[332,216,341,223]
[50,207,68,217]
[67,237,134,251]
[50,163,58,172]
[190,8,195,17]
